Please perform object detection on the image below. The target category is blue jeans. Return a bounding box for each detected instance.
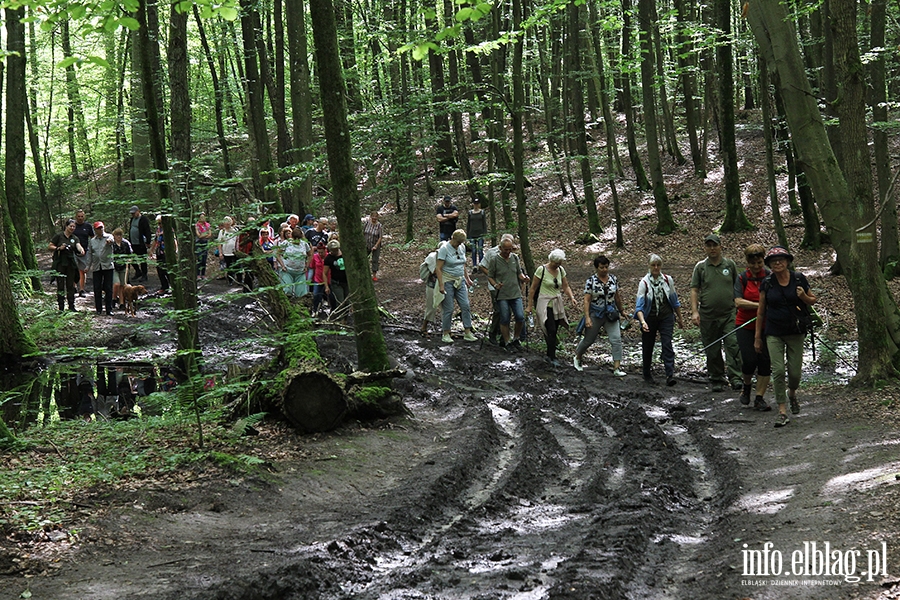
[498,297,525,325]
[441,281,472,332]
[470,237,484,266]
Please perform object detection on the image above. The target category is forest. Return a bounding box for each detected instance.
[1,0,900,595]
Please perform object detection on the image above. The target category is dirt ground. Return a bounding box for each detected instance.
[4,113,900,598]
[3,271,900,599]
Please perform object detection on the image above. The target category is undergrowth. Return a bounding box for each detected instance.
[0,410,266,533]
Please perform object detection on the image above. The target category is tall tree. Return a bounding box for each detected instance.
[285,0,314,217]
[5,6,41,290]
[309,0,390,372]
[513,0,533,274]
[638,0,677,234]
[0,192,37,363]
[619,0,651,191]
[714,0,752,232]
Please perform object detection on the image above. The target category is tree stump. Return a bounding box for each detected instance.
[279,369,347,433]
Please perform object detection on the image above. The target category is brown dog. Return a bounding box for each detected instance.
[122,284,147,316]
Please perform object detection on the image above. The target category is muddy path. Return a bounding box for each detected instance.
[5,315,899,600]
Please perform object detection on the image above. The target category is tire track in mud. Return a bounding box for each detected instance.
[196,333,745,599]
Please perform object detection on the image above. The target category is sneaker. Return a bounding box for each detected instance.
[573,356,583,372]
[789,395,800,414]
[372,276,378,282]
[463,331,477,342]
[507,340,521,350]
[774,413,790,428]
[739,390,751,406]
[613,368,626,377]
[753,396,772,411]
[79,290,86,298]
[441,333,453,343]
[666,376,677,386]
[643,375,655,384]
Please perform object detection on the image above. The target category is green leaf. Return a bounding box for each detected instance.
[412,43,429,61]
[69,5,87,19]
[456,7,473,21]
[218,6,239,20]
[118,17,140,30]
[86,56,111,68]
[423,8,436,19]
[476,2,492,15]
[57,56,79,69]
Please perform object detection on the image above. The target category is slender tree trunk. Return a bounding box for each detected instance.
[759,58,788,247]
[309,0,390,372]
[253,5,290,215]
[194,6,233,179]
[651,0,685,165]
[567,1,602,235]
[672,0,703,176]
[586,1,623,178]
[716,0,753,232]
[426,9,456,173]
[286,0,314,217]
[638,0,677,234]
[869,0,897,268]
[167,2,201,378]
[240,0,279,208]
[620,0,651,190]
[5,7,40,290]
[513,0,533,274]
[130,22,158,205]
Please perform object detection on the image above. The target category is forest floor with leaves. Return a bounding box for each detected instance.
[3,111,900,599]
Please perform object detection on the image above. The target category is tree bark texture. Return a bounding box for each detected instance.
[309,0,391,373]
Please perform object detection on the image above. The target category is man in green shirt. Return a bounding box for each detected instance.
[691,234,742,392]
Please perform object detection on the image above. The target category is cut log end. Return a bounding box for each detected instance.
[281,371,347,433]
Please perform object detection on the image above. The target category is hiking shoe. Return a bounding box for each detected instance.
[739,390,751,406]
[774,413,790,428]
[643,375,655,384]
[79,290,86,297]
[754,395,772,412]
[463,331,477,342]
[507,340,521,350]
[441,333,453,343]
[789,395,800,414]
[573,356,583,372]
[666,376,677,386]
[613,368,626,377]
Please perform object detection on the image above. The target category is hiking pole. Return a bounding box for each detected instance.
[809,330,856,371]
[692,317,755,356]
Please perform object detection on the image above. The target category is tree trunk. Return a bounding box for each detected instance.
[310,0,391,373]
[5,7,41,290]
[748,0,900,382]
[426,9,456,173]
[167,2,201,379]
[672,0,704,177]
[567,1,602,236]
[513,0,533,274]
[130,24,158,206]
[286,0,314,217]
[620,0,651,191]
[240,0,278,207]
[715,0,753,232]
[193,6,233,179]
[0,187,37,363]
[26,14,51,241]
[759,58,788,247]
[651,0,685,165]
[869,0,897,269]
[638,0,677,234]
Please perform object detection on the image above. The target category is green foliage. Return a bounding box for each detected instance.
[0,410,268,532]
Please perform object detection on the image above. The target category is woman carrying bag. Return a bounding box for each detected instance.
[573,255,626,376]
[526,249,578,366]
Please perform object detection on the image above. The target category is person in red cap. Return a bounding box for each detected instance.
[754,246,817,428]
[85,221,116,315]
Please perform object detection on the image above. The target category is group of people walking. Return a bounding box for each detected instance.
[421,221,818,428]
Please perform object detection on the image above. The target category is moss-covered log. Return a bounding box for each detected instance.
[245,248,408,432]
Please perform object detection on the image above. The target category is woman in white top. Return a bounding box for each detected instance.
[217,217,239,285]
